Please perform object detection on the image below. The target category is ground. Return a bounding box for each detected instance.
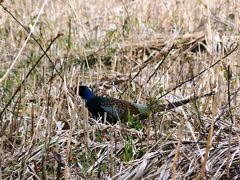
[0,0,240,179]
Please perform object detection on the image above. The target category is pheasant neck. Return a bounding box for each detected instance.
[83,88,95,101]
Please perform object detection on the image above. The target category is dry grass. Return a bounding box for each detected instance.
[0,0,240,179]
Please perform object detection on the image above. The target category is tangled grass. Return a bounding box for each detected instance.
[0,0,240,179]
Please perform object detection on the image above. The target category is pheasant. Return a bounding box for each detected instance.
[76,85,213,124]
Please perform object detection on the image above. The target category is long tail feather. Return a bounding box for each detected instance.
[158,91,214,111]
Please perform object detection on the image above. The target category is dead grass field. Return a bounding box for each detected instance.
[0,0,240,179]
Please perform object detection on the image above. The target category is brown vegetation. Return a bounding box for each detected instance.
[0,0,240,179]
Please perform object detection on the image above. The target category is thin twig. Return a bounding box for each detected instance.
[158,43,239,100]
[226,65,233,177]
[0,34,62,123]
[0,1,48,83]
[0,4,64,81]
[146,45,174,83]
[120,45,174,96]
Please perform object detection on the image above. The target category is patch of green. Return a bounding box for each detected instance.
[98,161,107,175]
[0,69,20,100]
[127,109,142,130]
[76,146,110,178]
[84,39,98,49]
[96,130,103,143]
[136,147,145,159]
[185,53,194,62]
[0,69,6,79]
[66,18,72,53]
[77,150,97,178]
[122,136,134,162]
[25,51,41,68]
[106,28,121,43]
[106,46,117,58]
[222,65,230,81]
[122,17,130,36]
[159,86,165,97]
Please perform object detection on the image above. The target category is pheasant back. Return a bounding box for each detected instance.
[85,96,149,124]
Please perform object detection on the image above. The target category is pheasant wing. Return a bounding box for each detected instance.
[100,98,140,120]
